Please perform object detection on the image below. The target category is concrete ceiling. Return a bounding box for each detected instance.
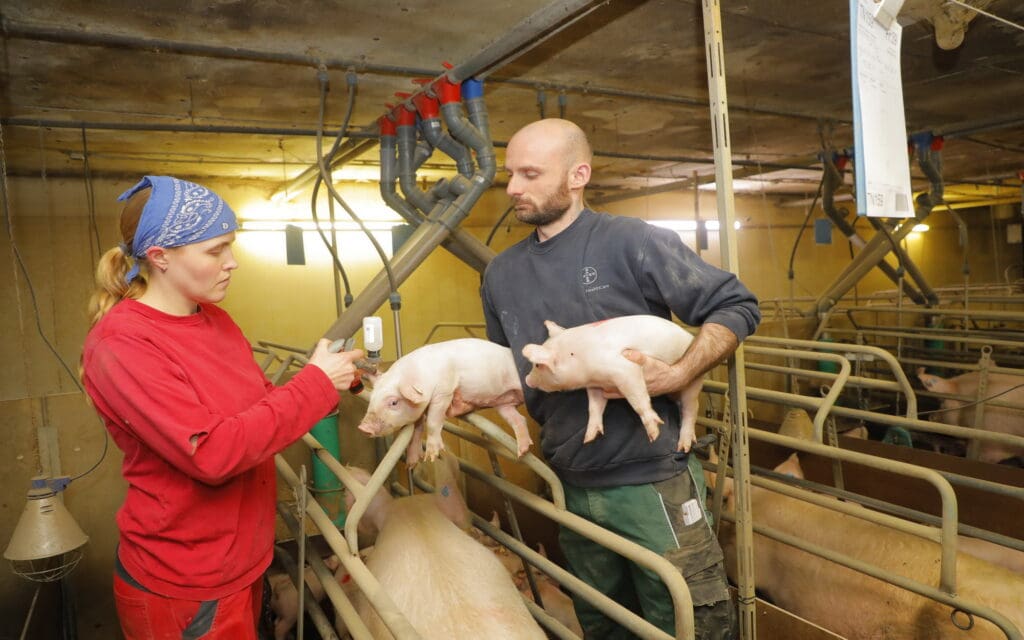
[1,0,1023,224]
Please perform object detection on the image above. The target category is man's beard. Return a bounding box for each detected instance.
[513,182,572,226]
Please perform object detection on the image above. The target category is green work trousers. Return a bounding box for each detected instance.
[558,456,738,639]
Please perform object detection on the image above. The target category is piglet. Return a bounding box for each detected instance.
[342,460,545,640]
[521,315,701,451]
[267,555,340,640]
[357,338,529,464]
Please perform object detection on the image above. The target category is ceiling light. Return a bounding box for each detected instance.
[239,220,403,232]
[648,220,742,231]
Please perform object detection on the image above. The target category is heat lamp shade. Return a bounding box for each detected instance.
[4,490,89,562]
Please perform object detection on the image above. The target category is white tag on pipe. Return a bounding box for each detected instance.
[682,499,703,526]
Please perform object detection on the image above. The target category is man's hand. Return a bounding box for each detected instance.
[603,349,687,398]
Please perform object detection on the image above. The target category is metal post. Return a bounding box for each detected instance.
[965,345,993,460]
[700,1,756,637]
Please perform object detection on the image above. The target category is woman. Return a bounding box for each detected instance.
[81,175,363,639]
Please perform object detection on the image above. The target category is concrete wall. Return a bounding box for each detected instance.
[2,174,1019,638]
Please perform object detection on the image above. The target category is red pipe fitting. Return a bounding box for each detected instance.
[378,114,397,136]
[411,91,440,119]
[930,135,945,151]
[433,62,461,104]
[392,99,416,127]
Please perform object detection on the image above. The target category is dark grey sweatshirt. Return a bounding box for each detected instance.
[481,209,760,488]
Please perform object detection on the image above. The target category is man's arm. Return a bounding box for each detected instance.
[618,322,739,397]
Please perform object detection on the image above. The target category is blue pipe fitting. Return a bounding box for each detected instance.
[462,78,484,100]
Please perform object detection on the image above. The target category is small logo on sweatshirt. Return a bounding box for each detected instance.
[581,266,598,285]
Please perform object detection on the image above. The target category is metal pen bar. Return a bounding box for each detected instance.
[274,454,423,640]
[700,412,1022,503]
[748,430,960,594]
[749,335,918,417]
[745,347,851,441]
[825,327,1024,349]
[845,306,1024,322]
[745,361,902,393]
[701,380,1024,454]
[275,511,372,640]
[459,460,690,640]
[702,459,1024,553]
[423,322,487,344]
[721,514,1022,640]
[271,542,341,640]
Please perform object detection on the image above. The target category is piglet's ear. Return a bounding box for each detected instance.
[399,382,426,404]
[543,320,565,336]
[522,344,552,367]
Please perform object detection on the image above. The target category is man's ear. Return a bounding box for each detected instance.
[568,162,591,189]
[145,246,169,272]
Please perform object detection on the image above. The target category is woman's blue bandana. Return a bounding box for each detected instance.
[117,176,238,283]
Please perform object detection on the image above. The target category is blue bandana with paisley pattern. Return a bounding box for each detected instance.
[117,176,238,283]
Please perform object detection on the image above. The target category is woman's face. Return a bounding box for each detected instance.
[163,232,238,305]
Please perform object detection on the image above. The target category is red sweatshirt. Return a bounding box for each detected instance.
[82,299,339,600]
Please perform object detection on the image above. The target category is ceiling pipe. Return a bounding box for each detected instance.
[434,76,498,226]
[321,77,497,343]
[377,115,422,226]
[813,140,946,315]
[444,0,604,83]
[589,153,821,205]
[276,136,379,201]
[394,102,440,215]
[819,152,931,306]
[436,75,496,185]
[410,87,474,178]
[377,114,493,274]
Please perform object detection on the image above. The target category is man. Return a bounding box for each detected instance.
[480,119,759,639]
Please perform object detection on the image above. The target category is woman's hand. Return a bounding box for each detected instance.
[308,339,365,391]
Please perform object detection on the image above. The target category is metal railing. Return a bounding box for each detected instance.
[274,389,696,639]
[703,429,1022,640]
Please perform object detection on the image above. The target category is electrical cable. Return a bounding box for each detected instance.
[80,127,102,264]
[786,172,825,282]
[0,121,109,482]
[314,67,398,295]
[306,74,357,306]
[310,176,353,303]
[485,204,515,247]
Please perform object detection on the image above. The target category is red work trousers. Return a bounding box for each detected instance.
[113,571,263,640]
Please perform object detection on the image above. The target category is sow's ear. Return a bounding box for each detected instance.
[774,452,805,480]
[543,320,565,337]
[916,367,958,394]
[522,344,552,367]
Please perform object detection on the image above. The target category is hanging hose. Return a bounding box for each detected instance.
[314,66,398,296]
[786,172,825,283]
[310,176,354,306]
[307,71,357,307]
[485,204,515,247]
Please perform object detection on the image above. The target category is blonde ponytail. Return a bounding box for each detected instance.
[85,186,152,328]
[87,248,147,327]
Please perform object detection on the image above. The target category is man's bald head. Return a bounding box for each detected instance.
[504,118,593,232]
[508,118,593,170]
